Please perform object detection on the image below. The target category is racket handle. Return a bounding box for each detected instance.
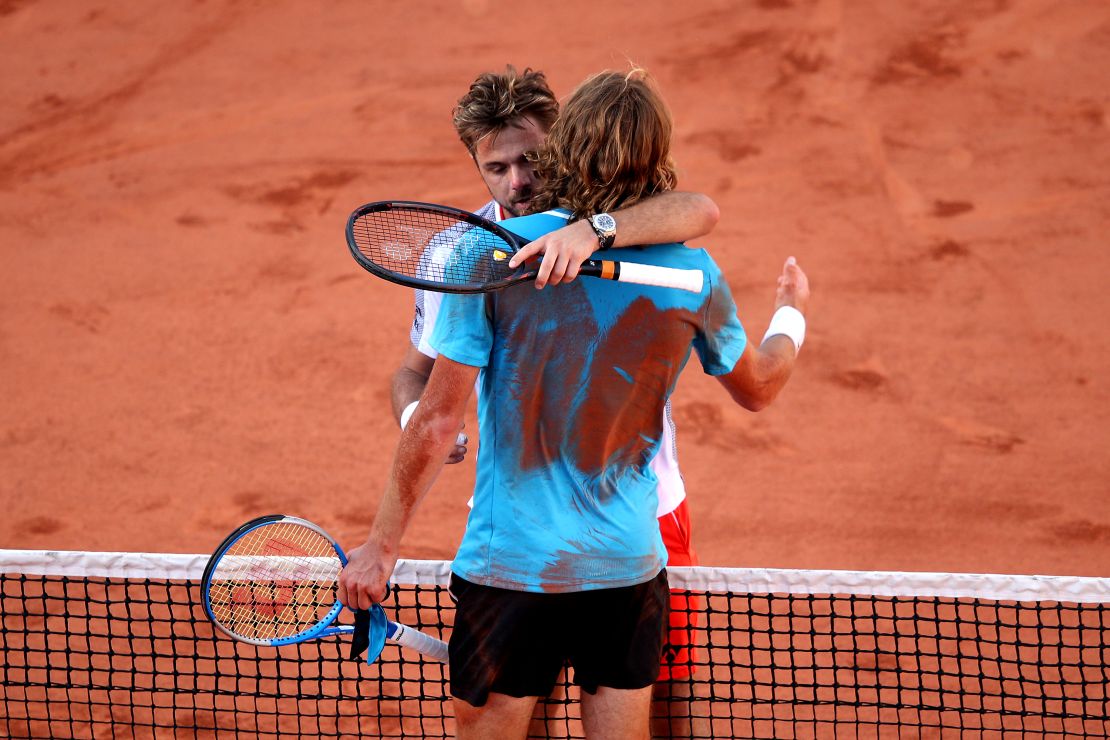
[388,622,450,662]
[605,261,704,293]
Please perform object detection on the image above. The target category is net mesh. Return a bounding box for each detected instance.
[2,551,1108,739]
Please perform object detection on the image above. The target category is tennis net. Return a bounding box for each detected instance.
[1,549,1107,739]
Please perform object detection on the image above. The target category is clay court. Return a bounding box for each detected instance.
[2,2,1110,738]
[2,0,1108,576]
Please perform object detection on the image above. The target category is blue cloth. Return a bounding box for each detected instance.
[430,210,746,593]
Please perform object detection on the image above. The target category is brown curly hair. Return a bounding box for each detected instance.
[452,66,560,155]
[529,68,677,217]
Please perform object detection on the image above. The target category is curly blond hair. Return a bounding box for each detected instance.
[529,68,677,217]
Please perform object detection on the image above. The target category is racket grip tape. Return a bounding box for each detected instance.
[608,261,704,293]
[389,622,450,662]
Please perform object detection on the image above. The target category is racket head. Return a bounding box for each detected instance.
[346,200,534,293]
[202,515,347,647]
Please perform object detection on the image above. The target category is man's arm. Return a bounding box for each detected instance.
[717,257,810,411]
[391,346,469,464]
[392,346,434,423]
[508,191,720,288]
[339,357,480,610]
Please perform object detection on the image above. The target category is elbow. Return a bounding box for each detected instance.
[417,409,462,447]
[743,395,771,413]
[737,386,778,412]
[724,366,787,412]
[742,353,792,411]
[697,195,720,235]
[717,348,792,412]
[720,381,772,412]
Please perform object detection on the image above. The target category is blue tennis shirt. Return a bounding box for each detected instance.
[430,210,746,593]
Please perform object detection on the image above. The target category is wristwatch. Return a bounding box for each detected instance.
[587,213,617,251]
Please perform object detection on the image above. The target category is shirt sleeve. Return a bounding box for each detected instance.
[692,257,747,375]
[428,292,493,368]
[416,209,494,360]
[415,289,443,359]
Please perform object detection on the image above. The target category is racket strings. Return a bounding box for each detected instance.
[351,209,518,288]
[207,522,341,641]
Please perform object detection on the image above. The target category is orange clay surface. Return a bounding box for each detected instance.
[1,0,1107,577]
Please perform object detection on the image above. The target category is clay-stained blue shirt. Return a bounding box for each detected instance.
[431,210,745,592]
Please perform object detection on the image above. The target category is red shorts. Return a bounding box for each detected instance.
[658,498,699,681]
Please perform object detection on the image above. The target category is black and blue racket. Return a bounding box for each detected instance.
[346,200,705,294]
[201,514,448,663]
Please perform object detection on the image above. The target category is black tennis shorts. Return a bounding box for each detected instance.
[448,570,670,708]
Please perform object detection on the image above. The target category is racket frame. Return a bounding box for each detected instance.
[346,200,704,294]
[202,515,450,662]
[346,200,526,294]
[201,514,353,647]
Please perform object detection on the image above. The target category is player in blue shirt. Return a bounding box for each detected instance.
[391,66,723,737]
[431,209,744,594]
[340,68,810,740]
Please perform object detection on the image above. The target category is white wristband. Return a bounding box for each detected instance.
[400,400,467,447]
[399,401,419,430]
[762,306,805,353]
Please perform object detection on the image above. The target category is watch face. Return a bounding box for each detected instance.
[594,213,616,232]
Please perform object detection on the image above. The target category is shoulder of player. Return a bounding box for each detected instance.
[474,200,500,220]
[499,210,569,240]
[621,242,715,267]
[671,244,721,271]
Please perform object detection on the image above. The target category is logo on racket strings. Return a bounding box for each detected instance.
[383,241,414,261]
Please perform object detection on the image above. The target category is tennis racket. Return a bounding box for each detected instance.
[346,200,704,294]
[201,514,448,663]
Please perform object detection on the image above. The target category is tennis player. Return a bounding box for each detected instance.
[340,67,810,740]
[391,66,715,732]
[392,65,718,464]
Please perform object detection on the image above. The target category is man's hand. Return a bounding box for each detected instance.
[775,256,810,314]
[337,540,396,611]
[507,219,598,289]
[446,431,469,464]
